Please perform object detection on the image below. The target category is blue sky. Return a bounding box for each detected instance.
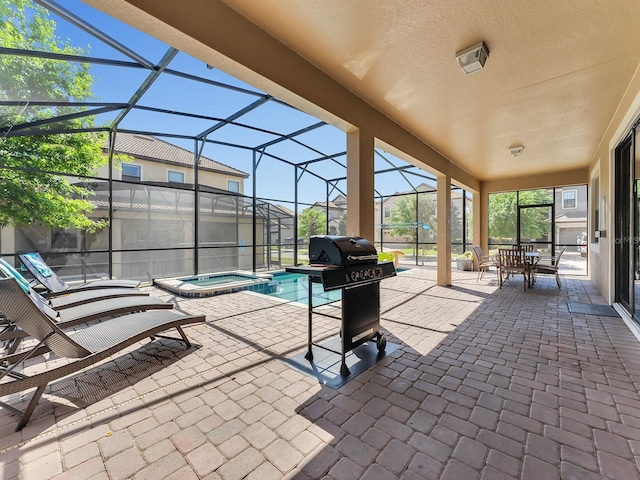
[39,0,435,207]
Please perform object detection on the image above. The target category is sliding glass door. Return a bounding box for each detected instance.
[614,131,640,319]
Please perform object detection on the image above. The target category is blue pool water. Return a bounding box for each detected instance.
[265,272,342,306]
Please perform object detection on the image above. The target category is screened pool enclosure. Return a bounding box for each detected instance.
[1,0,481,282]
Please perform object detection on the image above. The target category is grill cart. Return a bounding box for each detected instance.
[286,235,396,376]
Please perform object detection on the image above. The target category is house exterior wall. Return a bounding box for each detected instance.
[97,158,245,193]
[589,65,640,303]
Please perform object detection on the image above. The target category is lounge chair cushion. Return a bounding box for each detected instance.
[18,252,140,294]
[20,252,54,277]
[0,259,32,294]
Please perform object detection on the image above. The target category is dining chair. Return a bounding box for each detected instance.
[512,243,534,252]
[498,248,529,291]
[472,246,494,282]
[533,246,566,289]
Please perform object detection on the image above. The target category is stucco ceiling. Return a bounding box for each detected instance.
[217,0,640,181]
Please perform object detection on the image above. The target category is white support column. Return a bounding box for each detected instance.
[437,174,451,286]
[346,128,375,242]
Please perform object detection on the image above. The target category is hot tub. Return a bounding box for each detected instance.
[153,271,273,298]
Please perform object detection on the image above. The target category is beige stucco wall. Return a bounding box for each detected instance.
[97,159,244,193]
[589,63,640,303]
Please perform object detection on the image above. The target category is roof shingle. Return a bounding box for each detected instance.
[108,132,249,178]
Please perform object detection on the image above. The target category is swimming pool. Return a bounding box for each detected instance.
[264,272,342,306]
[154,266,408,300]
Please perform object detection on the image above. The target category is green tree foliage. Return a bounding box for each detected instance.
[389,193,437,244]
[488,190,553,241]
[298,207,326,239]
[0,0,113,231]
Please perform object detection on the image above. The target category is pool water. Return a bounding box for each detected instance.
[266,272,342,306]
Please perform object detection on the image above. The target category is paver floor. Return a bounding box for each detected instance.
[1,265,639,479]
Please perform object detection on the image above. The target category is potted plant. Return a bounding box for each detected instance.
[456,251,474,271]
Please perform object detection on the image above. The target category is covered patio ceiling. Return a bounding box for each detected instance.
[86,0,640,184]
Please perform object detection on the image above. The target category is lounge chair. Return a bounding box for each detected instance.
[532,246,566,289]
[0,259,149,310]
[1,290,174,355]
[0,277,205,430]
[18,252,140,295]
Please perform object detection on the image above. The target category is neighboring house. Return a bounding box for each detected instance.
[1,134,281,280]
[309,194,348,235]
[554,185,588,246]
[265,204,295,245]
[100,132,249,193]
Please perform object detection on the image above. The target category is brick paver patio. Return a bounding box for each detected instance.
[1,265,639,479]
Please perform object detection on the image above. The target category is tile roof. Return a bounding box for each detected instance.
[109,132,249,178]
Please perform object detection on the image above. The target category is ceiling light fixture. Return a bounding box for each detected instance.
[455,41,489,74]
[509,145,525,157]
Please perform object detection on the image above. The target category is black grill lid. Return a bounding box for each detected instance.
[309,235,378,266]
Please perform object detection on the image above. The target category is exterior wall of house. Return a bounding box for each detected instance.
[97,159,245,193]
[589,65,640,303]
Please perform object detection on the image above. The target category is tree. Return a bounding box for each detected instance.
[488,190,553,241]
[298,208,326,239]
[386,192,437,259]
[389,193,437,244]
[0,0,118,232]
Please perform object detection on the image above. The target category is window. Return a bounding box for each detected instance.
[562,190,577,209]
[384,205,391,218]
[227,180,240,193]
[122,164,141,182]
[168,170,184,183]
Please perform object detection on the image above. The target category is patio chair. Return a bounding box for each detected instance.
[497,248,529,291]
[0,259,149,310]
[0,277,205,431]
[532,246,566,289]
[18,252,140,296]
[471,246,494,282]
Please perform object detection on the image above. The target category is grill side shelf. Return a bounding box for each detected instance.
[286,262,396,291]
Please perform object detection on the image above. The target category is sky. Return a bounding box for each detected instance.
[29,0,439,208]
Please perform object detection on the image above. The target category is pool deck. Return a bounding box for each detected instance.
[2,264,640,479]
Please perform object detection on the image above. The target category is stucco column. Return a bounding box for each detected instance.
[479,185,489,255]
[472,191,481,250]
[437,174,451,286]
[346,128,375,242]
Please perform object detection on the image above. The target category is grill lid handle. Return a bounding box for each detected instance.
[347,254,379,262]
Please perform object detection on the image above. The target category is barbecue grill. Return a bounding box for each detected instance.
[286,235,396,376]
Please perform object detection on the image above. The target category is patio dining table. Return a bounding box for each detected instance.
[494,249,541,289]
[525,251,540,286]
